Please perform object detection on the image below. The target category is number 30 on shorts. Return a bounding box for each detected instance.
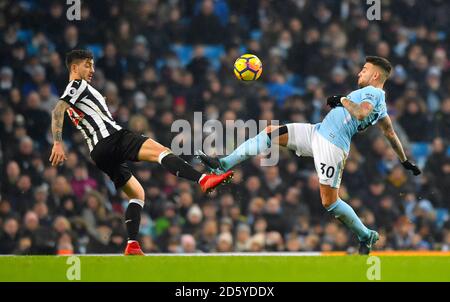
[320,163,335,178]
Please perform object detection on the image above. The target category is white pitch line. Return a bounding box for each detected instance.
[57,252,324,257]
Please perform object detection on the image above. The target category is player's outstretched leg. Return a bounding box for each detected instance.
[157,150,233,193]
[138,139,233,193]
[196,125,288,173]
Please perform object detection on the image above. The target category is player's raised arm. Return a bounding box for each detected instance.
[341,98,373,121]
[49,100,70,166]
[377,114,421,176]
[327,94,374,121]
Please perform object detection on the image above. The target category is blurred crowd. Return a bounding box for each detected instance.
[0,0,449,254]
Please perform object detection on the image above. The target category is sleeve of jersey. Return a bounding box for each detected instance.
[360,86,379,107]
[59,80,86,105]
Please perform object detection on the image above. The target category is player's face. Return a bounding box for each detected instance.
[75,59,95,82]
[357,63,376,88]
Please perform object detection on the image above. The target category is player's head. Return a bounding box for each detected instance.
[65,49,94,82]
[358,56,392,88]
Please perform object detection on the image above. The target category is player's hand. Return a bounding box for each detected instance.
[327,95,345,108]
[49,142,67,166]
[401,160,421,176]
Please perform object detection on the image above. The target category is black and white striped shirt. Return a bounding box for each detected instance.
[60,79,122,151]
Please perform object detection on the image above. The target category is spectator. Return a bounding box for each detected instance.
[342,159,367,196]
[434,97,450,142]
[375,196,401,232]
[198,219,218,252]
[50,175,73,210]
[38,82,59,115]
[385,165,412,197]
[265,231,284,251]
[263,197,287,234]
[0,217,20,254]
[180,234,201,253]
[186,46,210,86]
[56,232,75,255]
[286,234,302,252]
[302,174,322,217]
[140,235,160,253]
[215,232,233,253]
[11,174,34,215]
[247,197,265,226]
[86,222,113,253]
[421,67,445,115]
[189,0,224,44]
[70,164,97,201]
[391,216,415,250]
[398,98,430,142]
[235,223,251,252]
[0,67,14,97]
[82,191,109,238]
[182,205,203,239]
[248,233,265,252]
[1,161,21,197]
[14,136,35,174]
[22,210,40,238]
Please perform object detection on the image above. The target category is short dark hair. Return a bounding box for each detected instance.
[365,56,392,81]
[65,49,93,71]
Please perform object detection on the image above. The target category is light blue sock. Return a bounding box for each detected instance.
[219,131,271,170]
[327,198,370,242]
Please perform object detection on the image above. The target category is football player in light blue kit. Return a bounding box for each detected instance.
[197,56,421,254]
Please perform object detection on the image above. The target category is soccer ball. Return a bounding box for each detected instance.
[234,54,263,81]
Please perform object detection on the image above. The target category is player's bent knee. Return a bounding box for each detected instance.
[265,125,288,142]
[319,184,338,209]
[265,126,275,133]
[155,143,170,154]
[139,139,172,162]
[321,198,335,209]
[265,125,283,135]
[143,138,168,152]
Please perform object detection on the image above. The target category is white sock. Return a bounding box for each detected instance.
[158,150,173,164]
[129,199,145,208]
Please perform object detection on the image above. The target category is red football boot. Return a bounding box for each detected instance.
[124,241,145,256]
[199,171,234,193]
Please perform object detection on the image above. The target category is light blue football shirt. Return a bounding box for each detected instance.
[316,85,388,153]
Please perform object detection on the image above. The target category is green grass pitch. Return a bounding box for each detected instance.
[0,255,448,282]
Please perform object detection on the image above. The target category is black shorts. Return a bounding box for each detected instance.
[90,129,148,189]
